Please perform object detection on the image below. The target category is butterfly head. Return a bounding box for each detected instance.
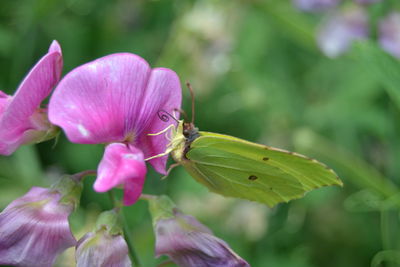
[183,122,200,143]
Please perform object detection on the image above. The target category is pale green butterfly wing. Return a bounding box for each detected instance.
[183,131,342,207]
[186,149,306,206]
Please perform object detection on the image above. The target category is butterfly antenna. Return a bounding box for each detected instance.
[157,110,179,123]
[186,82,195,123]
[174,108,189,122]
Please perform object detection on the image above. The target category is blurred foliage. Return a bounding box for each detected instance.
[1,0,400,266]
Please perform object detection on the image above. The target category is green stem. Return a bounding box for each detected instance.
[107,190,120,210]
[107,190,141,266]
[122,208,142,267]
[73,170,97,181]
[380,210,394,267]
[140,193,157,201]
[381,210,390,251]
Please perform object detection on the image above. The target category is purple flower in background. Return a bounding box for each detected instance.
[0,176,82,267]
[149,195,249,267]
[354,0,381,4]
[0,40,62,155]
[379,12,400,59]
[293,0,339,12]
[317,7,368,58]
[76,210,131,267]
[48,53,182,205]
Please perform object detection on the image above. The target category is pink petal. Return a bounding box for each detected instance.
[138,68,182,174]
[152,207,250,266]
[4,187,50,211]
[76,231,131,267]
[0,41,62,155]
[48,40,62,55]
[0,91,11,115]
[0,186,76,267]
[123,177,146,206]
[0,90,8,98]
[48,53,152,144]
[94,143,147,205]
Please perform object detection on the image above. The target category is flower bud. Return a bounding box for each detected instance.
[379,12,400,59]
[149,195,249,267]
[0,175,82,267]
[75,210,132,267]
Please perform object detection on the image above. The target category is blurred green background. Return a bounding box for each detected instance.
[1,0,400,266]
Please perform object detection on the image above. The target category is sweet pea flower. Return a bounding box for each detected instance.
[76,210,131,267]
[48,53,182,205]
[149,195,250,267]
[0,175,83,267]
[0,40,62,155]
[379,12,400,59]
[317,7,368,58]
[293,0,339,12]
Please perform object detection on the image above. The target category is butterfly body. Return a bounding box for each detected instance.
[169,120,342,207]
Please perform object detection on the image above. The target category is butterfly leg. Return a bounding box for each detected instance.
[148,124,175,137]
[161,162,181,180]
[165,125,176,141]
[144,151,171,161]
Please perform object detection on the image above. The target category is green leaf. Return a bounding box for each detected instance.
[253,0,316,51]
[355,41,400,110]
[371,250,400,267]
[293,128,399,199]
[344,189,385,212]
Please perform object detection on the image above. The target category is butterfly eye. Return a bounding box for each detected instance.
[248,175,258,181]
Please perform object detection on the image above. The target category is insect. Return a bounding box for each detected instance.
[148,84,343,207]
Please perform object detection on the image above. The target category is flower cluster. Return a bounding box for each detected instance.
[1,41,181,205]
[0,41,249,266]
[293,0,400,59]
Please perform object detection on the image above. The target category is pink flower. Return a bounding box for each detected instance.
[149,196,250,267]
[0,40,62,155]
[317,7,368,58]
[76,231,131,267]
[379,12,400,59]
[75,210,131,267]
[0,175,83,267]
[48,53,182,205]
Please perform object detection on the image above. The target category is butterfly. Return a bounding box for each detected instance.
[147,85,343,207]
